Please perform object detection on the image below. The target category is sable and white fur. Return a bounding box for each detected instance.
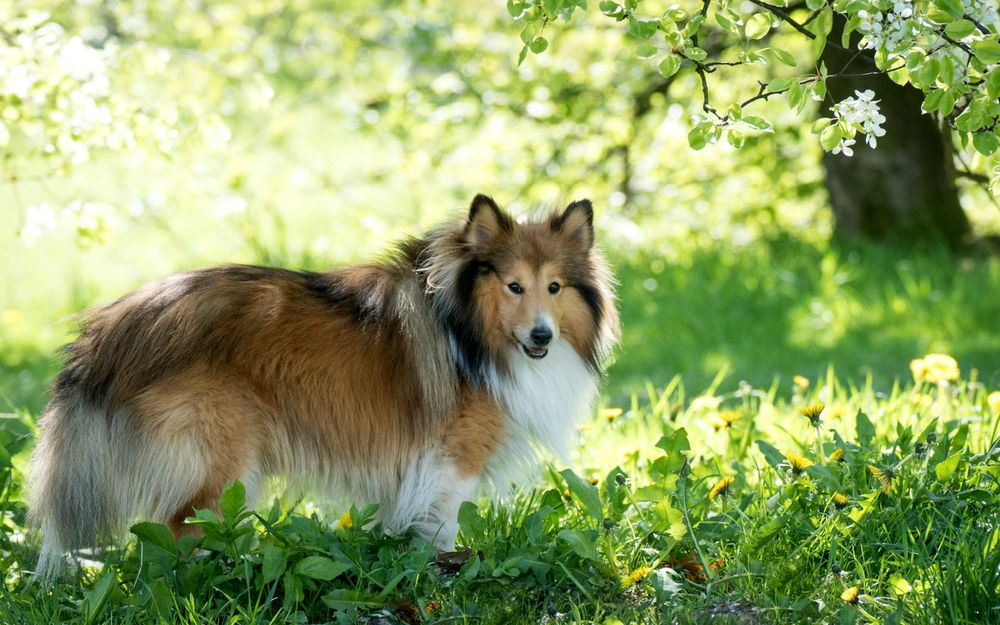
[28,194,619,576]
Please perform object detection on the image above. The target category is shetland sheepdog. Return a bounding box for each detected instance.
[28,194,618,575]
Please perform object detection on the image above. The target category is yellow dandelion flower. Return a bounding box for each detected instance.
[841,586,860,605]
[988,391,1000,415]
[832,493,850,509]
[786,451,814,473]
[793,375,810,391]
[338,510,353,529]
[869,465,894,495]
[709,475,735,500]
[690,395,722,412]
[620,566,652,588]
[719,410,741,425]
[600,407,624,422]
[588,476,599,486]
[829,448,845,462]
[800,402,825,426]
[910,353,959,385]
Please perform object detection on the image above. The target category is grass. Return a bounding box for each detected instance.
[1,372,998,624]
[1,230,999,624]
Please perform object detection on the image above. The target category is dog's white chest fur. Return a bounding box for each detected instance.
[484,342,597,487]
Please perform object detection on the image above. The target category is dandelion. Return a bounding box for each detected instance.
[793,375,810,391]
[600,407,623,422]
[786,451,814,474]
[338,510,353,529]
[800,403,825,426]
[842,586,860,605]
[988,391,1000,414]
[709,475,735,500]
[829,448,845,462]
[588,476,599,486]
[832,493,850,509]
[910,353,960,385]
[709,410,741,431]
[621,565,652,588]
[869,465,894,495]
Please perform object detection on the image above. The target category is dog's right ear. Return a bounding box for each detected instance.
[464,194,512,246]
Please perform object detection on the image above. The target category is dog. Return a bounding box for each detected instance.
[28,194,619,575]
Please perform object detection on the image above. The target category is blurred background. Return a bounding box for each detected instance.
[2,0,999,415]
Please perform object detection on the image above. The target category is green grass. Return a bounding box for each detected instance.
[1,232,1000,624]
[1,374,998,624]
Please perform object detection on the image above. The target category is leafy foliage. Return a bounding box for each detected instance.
[1,366,999,623]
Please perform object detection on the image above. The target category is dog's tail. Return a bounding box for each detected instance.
[28,395,124,578]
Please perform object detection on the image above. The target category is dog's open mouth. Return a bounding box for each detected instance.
[521,344,549,359]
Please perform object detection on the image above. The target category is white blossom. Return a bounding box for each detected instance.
[833,90,887,154]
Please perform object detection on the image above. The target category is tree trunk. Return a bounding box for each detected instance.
[820,18,972,249]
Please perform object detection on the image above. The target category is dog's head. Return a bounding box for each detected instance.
[462,194,605,363]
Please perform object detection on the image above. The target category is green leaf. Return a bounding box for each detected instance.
[933,0,964,20]
[658,54,682,77]
[755,440,785,468]
[655,427,690,473]
[561,468,603,521]
[973,131,999,155]
[558,528,600,560]
[973,39,1000,65]
[458,500,486,538]
[944,19,976,39]
[294,555,351,581]
[935,451,962,482]
[529,36,549,53]
[771,47,797,66]
[599,0,621,16]
[819,122,843,151]
[262,544,288,583]
[220,480,246,522]
[745,13,771,40]
[635,43,657,59]
[629,16,660,39]
[82,572,120,625]
[855,411,875,448]
[130,522,177,553]
[322,589,388,611]
[683,47,708,62]
[742,115,773,131]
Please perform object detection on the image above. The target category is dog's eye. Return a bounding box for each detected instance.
[507,282,523,294]
[548,282,561,294]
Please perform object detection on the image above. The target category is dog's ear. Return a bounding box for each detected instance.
[465,194,511,246]
[554,199,594,249]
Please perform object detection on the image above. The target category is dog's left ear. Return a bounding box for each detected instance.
[554,199,594,249]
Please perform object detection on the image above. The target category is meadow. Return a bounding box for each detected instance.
[2,218,999,623]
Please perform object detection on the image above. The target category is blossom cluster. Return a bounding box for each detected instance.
[857,1,916,52]
[831,90,887,156]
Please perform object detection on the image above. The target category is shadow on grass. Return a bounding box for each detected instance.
[608,234,1000,398]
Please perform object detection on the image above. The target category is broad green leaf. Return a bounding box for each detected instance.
[745,13,771,40]
[855,411,875,448]
[944,19,976,39]
[658,54,682,77]
[935,451,962,482]
[322,589,388,610]
[629,16,660,39]
[558,528,600,560]
[819,124,843,151]
[82,572,120,625]
[529,37,549,53]
[889,574,912,595]
[458,500,486,538]
[130,522,177,553]
[294,555,351,580]
[262,544,288,583]
[220,480,246,522]
[933,0,964,20]
[973,39,1000,65]
[635,43,657,59]
[755,440,785,468]
[561,468,603,521]
[973,131,999,155]
[771,47,797,66]
[684,47,708,62]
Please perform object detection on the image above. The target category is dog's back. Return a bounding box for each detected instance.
[29,262,462,575]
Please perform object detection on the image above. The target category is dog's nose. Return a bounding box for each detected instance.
[530,326,553,347]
